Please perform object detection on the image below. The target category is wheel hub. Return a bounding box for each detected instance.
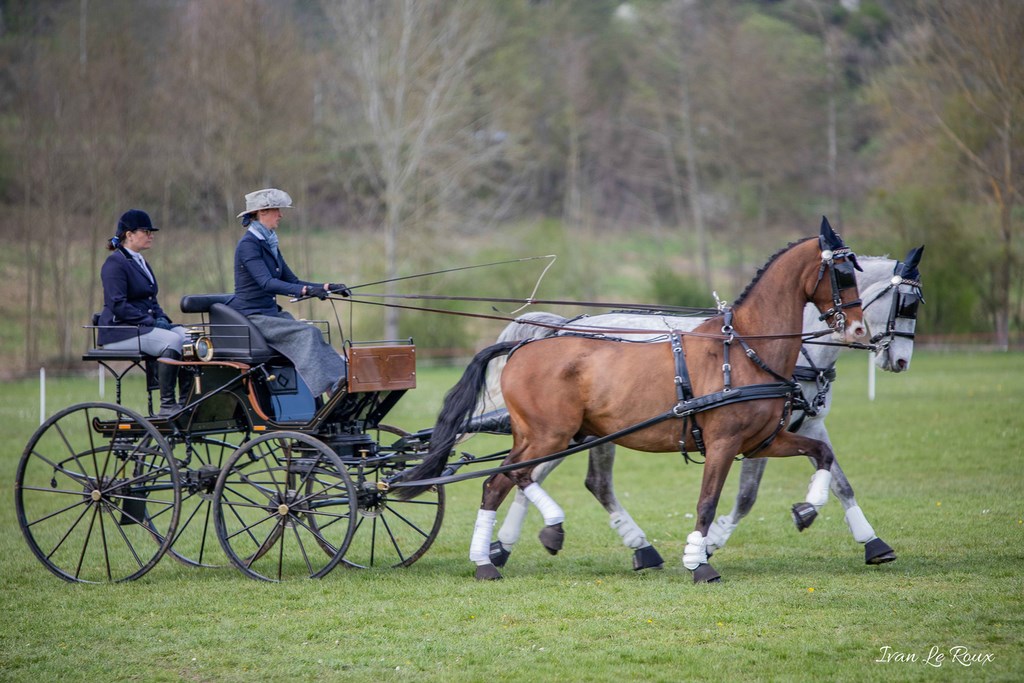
[185,464,222,498]
[270,489,306,526]
[357,483,387,518]
[83,476,115,504]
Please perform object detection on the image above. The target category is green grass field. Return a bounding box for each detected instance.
[1,351,1021,682]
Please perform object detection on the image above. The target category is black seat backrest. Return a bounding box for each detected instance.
[180,293,276,363]
[207,303,276,363]
[180,294,234,314]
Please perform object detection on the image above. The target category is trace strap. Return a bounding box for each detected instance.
[671,330,706,463]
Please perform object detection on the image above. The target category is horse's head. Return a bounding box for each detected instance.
[810,217,867,342]
[862,245,925,372]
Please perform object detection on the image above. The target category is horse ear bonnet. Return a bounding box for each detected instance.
[819,216,863,271]
[819,216,842,250]
[897,245,924,283]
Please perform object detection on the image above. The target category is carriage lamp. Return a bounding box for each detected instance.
[182,327,214,362]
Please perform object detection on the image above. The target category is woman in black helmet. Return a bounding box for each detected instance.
[97,209,188,416]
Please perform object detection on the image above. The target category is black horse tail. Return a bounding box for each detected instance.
[395,340,520,500]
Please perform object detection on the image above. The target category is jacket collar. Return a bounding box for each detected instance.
[246,230,283,265]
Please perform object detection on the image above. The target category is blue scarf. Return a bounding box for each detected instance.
[248,221,279,258]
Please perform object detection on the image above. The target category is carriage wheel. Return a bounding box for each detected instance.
[338,424,445,569]
[163,434,249,568]
[15,402,180,583]
[212,431,357,581]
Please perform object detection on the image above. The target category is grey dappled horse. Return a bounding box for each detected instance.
[475,248,924,572]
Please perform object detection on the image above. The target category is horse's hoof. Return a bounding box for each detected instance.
[632,545,664,571]
[539,523,564,555]
[865,537,897,565]
[791,502,818,531]
[489,541,511,568]
[475,563,503,581]
[692,563,721,584]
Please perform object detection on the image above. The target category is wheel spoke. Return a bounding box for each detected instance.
[214,432,356,581]
[340,465,444,569]
[43,500,93,560]
[99,500,147,570]
[16,403,179,583]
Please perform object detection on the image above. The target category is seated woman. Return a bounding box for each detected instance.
[229,187,350,397]
[97,209,188,416]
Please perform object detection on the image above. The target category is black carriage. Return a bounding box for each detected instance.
[14,294,444,582]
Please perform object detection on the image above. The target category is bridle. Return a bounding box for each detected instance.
[815,243,862,335]
[861,265,925,350]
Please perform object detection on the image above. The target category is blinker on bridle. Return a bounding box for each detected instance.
[815,244,862,333]
[862,264,925,347]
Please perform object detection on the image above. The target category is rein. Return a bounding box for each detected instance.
[347,290,718,316]
[335,294,842,343]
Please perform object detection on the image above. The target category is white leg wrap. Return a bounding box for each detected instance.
[469,509,498,565]
[497,494,529,547]
[706,515,738,552]
[682,531,708,570]
[844,505,877,544]
[806,469,832,509]
[523,482,565,526]
[609,511,648,550]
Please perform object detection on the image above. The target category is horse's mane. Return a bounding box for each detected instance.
[732,236,816,306]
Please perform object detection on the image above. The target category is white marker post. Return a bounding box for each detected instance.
[867,351,876,401]
[39,366,46,424]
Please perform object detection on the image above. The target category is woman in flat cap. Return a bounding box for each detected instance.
[229,188,350,396]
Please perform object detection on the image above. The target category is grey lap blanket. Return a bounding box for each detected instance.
[248,313,346,396]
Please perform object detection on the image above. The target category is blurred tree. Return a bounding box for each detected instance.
[6,0,156,367]
[869,0,1023,347]
[689,5,829,291]
[322,0,500,340]
[159,0,318,294]
[614,0,714,290]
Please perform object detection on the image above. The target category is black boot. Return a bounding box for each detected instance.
[177,366,193,410]
[157,350,182,417]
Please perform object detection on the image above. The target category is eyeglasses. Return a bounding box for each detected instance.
[129,229,155,235]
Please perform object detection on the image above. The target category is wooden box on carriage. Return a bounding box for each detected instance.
[346,344,417,393]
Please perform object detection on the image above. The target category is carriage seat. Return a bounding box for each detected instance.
[81,313,147,361]
[82,313,159,407]
[179,294,277,364]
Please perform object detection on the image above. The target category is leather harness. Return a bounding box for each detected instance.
[668,309,800,464]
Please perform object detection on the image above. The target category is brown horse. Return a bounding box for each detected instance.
[400,219,867,582]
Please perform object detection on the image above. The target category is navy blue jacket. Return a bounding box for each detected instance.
[97,248,171,345]
[229,231,319,317]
